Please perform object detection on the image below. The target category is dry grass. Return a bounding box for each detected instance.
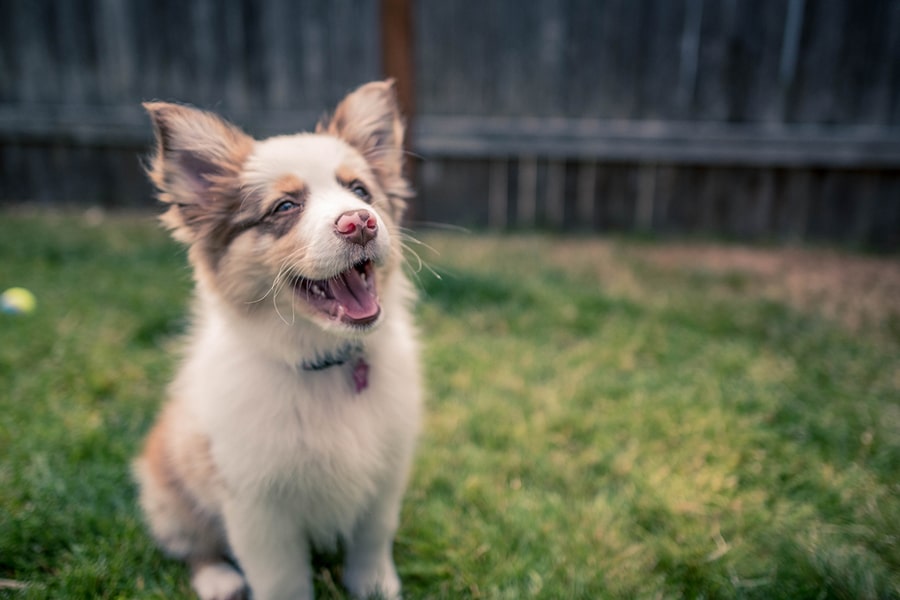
[415,234,900,336]
[633,242,900,334]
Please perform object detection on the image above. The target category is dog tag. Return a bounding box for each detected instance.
[352,358,370,393]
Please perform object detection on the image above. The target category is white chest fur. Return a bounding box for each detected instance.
[172,294,421,547]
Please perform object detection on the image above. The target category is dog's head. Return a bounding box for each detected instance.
[144,81,411,335]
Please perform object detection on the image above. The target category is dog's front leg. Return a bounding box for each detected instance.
[223,498,313,600]
[343,490,403,600]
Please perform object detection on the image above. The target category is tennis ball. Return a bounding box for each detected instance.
[1,287,36,314]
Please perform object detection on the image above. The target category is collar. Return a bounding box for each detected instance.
[299,341,363,371]
[300,342,370,393]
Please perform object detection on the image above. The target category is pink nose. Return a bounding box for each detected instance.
[335,209,378,246]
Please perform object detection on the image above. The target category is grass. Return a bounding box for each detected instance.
[1,211,898,599]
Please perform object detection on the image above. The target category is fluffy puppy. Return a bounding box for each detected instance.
[133,81,422,600]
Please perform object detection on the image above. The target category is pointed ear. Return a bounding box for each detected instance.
[318,80,412,220]
[144,102,254,243]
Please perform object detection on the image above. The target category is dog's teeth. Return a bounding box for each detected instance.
[311,283,326,297]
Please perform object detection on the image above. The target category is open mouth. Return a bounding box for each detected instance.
[292,260,381,327]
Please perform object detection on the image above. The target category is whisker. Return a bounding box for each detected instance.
[397,233,443,285]
[247,250,299,305]
[270,260,300,326]
[399,242,424,276]
[246,243,314,327]
[403,221,472,234]
[363,146,425,162]
[398,230,441,257]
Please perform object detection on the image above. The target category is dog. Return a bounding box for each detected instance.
[133,80,422,600]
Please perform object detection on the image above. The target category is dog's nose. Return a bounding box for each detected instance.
[335,209,378,246]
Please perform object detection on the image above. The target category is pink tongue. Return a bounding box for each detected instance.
[330,268,379,320]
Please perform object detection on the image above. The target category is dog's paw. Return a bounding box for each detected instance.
[343,563,401,600]
[191,562,248,600]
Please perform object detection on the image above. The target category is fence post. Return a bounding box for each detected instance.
[380,0,417,218]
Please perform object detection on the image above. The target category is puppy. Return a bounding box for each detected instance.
[133,81,422,600]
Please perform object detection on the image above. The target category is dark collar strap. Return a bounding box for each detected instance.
[300,342,364,372]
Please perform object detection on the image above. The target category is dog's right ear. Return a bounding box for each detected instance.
[317,80,412,222]
[144,102,254,244]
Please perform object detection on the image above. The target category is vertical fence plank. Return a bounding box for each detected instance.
[753,168,775,237]
[787,1,845,123]
[639,0,685,119]
[16,0,57,103]
[875,176,900,249]
[653,165,675,232]
[604,0,645,119]
[488,159,508,229]
[298,2,327,109]
[96,0,132,102]
[544,160,565,228]
[55,0,92,104]
[261,0,290,110]
[676,0,704,114]
[0,1,14,103]
[636,164,657,231]
[778,0,806,123]
[517,157,538,227]
[838,2,896,124]
[575,162,597,230]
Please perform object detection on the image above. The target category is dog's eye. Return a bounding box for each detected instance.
[350,181,371,202]
[273,199,300,214]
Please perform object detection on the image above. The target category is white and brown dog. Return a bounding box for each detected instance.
[133,81,422,600]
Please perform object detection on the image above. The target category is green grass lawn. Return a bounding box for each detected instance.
[1,212,898,599]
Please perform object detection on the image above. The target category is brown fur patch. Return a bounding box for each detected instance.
[140,404,224,512]
[173,430,221,495]
[141,411,178,491]
[335,165,362,187]
[137,404,228,561]
[273,174,306,198]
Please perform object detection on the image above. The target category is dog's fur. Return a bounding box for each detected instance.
[133,81,422,600]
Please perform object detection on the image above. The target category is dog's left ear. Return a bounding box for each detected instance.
[318,80,412,221]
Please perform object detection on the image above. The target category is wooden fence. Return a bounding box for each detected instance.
[1,0,899,248]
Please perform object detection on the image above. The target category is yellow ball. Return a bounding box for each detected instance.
[1,287,36,314]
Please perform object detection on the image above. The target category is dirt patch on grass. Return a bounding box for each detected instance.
[420,233,899,337]
[634,243,900,333]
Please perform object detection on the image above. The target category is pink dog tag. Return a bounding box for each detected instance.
[352,358,370,393]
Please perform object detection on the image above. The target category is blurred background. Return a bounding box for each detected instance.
[2,4,900,596]
[1,0,898,249]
